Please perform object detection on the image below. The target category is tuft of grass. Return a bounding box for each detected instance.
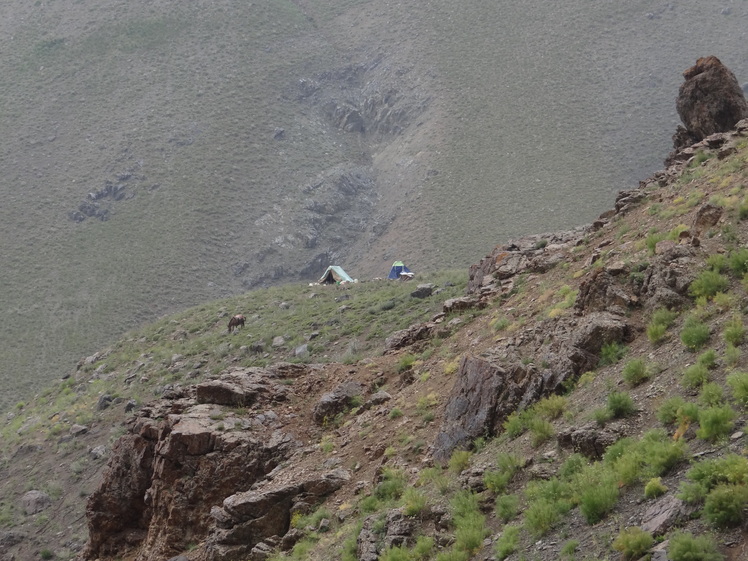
[494,524,520,561]
[495,494,520,523]
[682,363,709,389]
[448,450,472,474]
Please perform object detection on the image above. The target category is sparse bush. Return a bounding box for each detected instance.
[668,531,725,561]
[528,417,554,447]
[495,494,520,522]
[698,349,718,369]
[647,308,678,344]
[533,394,567,419]
[681,317,711,351]
[599,341,628,366]
[725,343,741,366]
[727,371,748,405]
[622,358,655,387]
[39,550,54,561]
[448,450,472,474]
[696,405,736,442]
[503,410,528,438]
[484,453,521,494]
[560,539,579,558]
[375,468,406,501]
[577,466,619,524]
[728,247,748,276]
[703,483,748,528]
[397,354,417,373]
[644,477,668,499]
[402,487,427,516]
[389,407,404,419]
[724,315,745,346]
[558,453,586,480]
[524,498,563,537]
[699,382,724,406]
[494,524,520,560]
[612,527,654,561]
[682,363,709,389]
[689,269,729,299]
[657,396,687,425]
[592,406,613,426]
[607,390,636,418]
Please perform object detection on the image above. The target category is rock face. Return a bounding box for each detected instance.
[432,311,632,462]
[84,367,303,561]
[673,56,748,150]
[202,469,350,561]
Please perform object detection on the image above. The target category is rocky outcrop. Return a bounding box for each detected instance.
[466,228,588,297]
[201,469,350,561]
[432,312,632,461]
[84,367,304,561]
[357,509,419,561]
[673,56,748,151]
[312,381,365,425]
[638,245,699,311]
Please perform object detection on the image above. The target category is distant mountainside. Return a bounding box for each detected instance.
[1,0,747,411]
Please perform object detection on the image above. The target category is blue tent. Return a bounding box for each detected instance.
[387,261,412,280]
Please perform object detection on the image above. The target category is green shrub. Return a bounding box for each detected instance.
[599,341,628,366]
[689,270,730,299]
[622,358,654,387]
[644,477,668,499]
[528,417,554,447]
[578,470,619,524]
[448,450,472,474]
[503,410,529,439]
[411,536,435,560]
[707,253,728,272]
[703,483,748,528]
[657,396,687,425]
[668,531,725,561]
[558,453,586,480]
[592,406,613,426]
[397,354,417,373]
[647,308,679,344]
[495,494,520,522]
[607,391,636,418]
[402,488,427,516]
[725,343,742,366]
[375,468,406,501]
[680,317,711,351]
[638,429,687,476]
[389,407,404,419]
[494,524,520,561]
[533,394,567,419]
[646,322,667,345]
[379,545,410,561]
[698,349,718,369]
[699,382,724,406]
[484,453,521,494]
[612,527,654,561]
[524,498,563,537]
[682,363,709,389]
[560,539,579,558]
[726,371,748,405]
[724,316,745,346]
[728,247,748,276]
[696,405,737,442]
[39,550,54,561]
[686,454,748,491]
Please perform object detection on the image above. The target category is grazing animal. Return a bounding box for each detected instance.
[228,314,245,333]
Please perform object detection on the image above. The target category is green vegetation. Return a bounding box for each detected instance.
[612,527,654,561]
[680,316,711,351]
[668,532,725,561]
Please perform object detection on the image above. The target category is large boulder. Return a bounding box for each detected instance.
[673,56,748,150]
[311,381,365,425]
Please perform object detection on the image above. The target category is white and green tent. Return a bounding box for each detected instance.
[318,265,355,284]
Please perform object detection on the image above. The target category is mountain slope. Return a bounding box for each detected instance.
[1,121,748,560]
[1,0,747,416]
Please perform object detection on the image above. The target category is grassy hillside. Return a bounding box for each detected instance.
[1,0,747,415]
